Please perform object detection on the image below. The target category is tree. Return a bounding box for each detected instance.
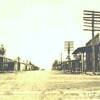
[0,44,6,55]
[52,60,59,70]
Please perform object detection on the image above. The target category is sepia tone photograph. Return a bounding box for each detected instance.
[0,0,100,100]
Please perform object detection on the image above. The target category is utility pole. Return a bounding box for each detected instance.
[83,10,100,74]
[64,41,74,72]
[64,41,74,60]
[17,56,21,71]
[61,52,62,70]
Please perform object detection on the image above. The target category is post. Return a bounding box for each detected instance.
[61,52,62,70]
[17,57,20,71]
[64,41,74,72]
[92,11,95,74]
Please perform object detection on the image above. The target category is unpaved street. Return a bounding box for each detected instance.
[0,71,100,100]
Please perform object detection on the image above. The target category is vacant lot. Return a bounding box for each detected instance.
[0,71,100,100]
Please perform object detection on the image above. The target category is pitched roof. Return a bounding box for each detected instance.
[72,46,92,54]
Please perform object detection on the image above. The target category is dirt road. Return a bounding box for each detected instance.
[0,71,100,100]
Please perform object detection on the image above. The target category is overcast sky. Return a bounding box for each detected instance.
[0,0,100,69]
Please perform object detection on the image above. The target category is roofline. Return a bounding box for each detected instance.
[86,33,100,46]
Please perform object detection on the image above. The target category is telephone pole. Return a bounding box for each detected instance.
[61,52,62,70]
[83,10,100,74]
[64,41,74,72]
[64,41,74,60]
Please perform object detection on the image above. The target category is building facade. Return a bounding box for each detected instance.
[72,33,100,73]
[86,33,100,72]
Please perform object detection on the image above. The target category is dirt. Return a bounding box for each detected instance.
[0,71,100,100]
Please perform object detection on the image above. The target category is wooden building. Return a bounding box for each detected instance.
[72,33,100,73]
[86,33,100,72]
[0,45,39,72]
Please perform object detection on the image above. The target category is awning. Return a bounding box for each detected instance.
[72,46,91,54]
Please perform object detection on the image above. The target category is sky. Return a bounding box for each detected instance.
[0,0,100,69]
